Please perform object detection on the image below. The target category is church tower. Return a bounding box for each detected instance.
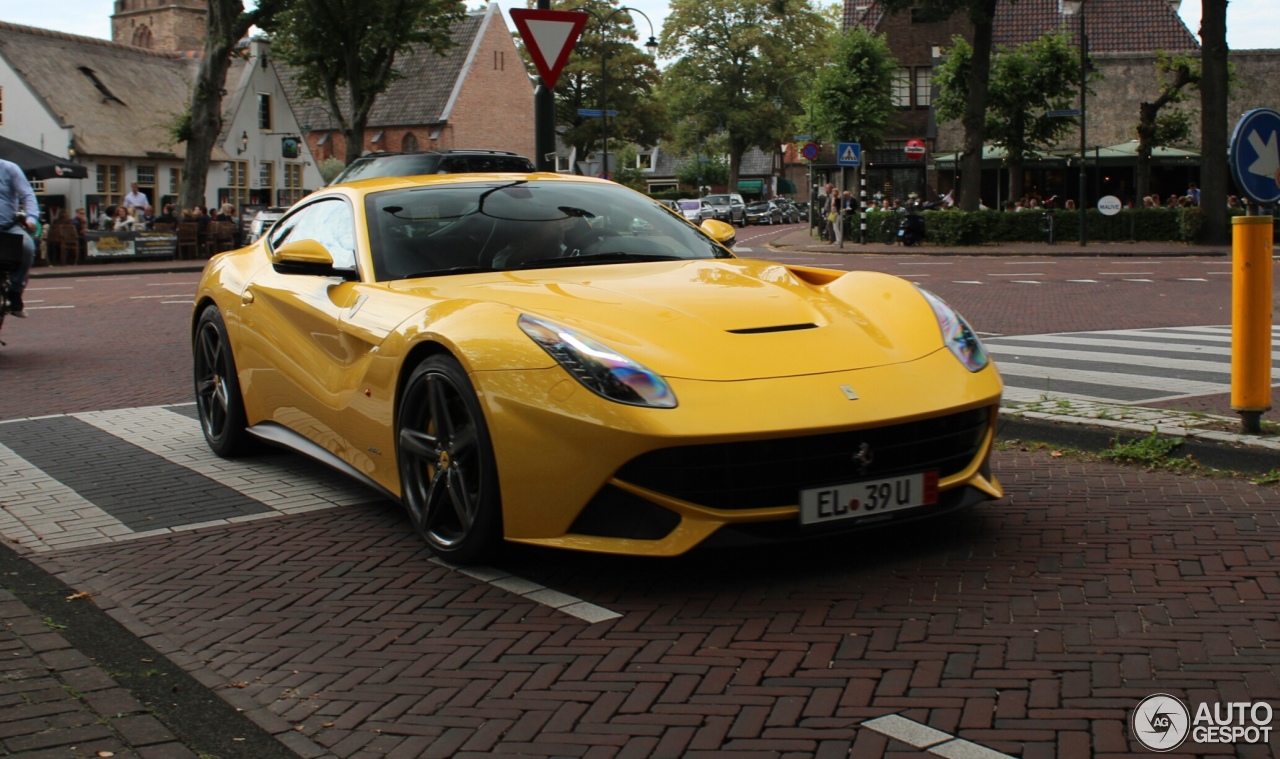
[111,0,207,52]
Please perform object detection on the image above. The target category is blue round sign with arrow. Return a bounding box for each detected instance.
[1230,107,1280,206]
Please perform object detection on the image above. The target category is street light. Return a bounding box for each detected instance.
[1063,0,1087,246]
[774,76,813,229]
[571,5,658,180]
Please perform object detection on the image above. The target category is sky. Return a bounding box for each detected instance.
[6,0,1280,51]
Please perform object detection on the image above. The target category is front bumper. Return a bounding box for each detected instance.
[473,348,1003,557]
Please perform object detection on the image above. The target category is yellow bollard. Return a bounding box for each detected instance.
[1231,215,1274,434]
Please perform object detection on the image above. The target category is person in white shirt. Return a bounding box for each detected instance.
[123,183,149,215]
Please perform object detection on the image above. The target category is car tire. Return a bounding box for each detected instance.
[737,216,746,228]
[397,355,502,564]
[193,305,255,457]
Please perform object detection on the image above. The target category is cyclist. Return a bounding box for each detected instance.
[0,158,38,317]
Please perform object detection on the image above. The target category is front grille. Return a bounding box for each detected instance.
[615,407,991,511]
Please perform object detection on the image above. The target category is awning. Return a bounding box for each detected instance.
[777,178,797,194]
[933,146,1066,169]
[738,179,764,193]
[0,135,88,180]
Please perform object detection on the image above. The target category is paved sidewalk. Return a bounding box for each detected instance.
[765,226,1236,257]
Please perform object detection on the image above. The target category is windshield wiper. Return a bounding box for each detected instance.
[400,265,495,278]
[514,252,682,269]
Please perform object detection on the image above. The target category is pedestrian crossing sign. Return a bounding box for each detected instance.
[837,142,861,166]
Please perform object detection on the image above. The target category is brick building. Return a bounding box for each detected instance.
[279,4,535,164]
[110,0,206,52]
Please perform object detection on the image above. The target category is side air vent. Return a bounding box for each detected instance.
[727,323,818,335]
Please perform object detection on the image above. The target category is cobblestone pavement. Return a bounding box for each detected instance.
[1,404,1278,758]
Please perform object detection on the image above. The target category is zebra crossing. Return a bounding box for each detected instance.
[986,325,1280,404]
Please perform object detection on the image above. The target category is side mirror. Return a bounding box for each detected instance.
[272,238,334,267]
[700,219,737,247]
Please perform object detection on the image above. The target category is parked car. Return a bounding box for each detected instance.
[793,201,811,223]
[191,172,1001,563]
[774,198,802,224]
[329,149,535,185]
[702,193,747,227]
[744,201,784,225]
[675,198,713,223]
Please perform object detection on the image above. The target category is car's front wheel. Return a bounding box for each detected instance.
[193,306,254,457]
[397,355,502,563]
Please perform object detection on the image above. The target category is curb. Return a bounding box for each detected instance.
[998,414,1280,475]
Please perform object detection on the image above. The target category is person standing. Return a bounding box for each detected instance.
[0,158,38,317]
[1187,181,1201,206]
[123,183,149,215]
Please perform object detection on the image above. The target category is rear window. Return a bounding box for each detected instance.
[678,200,702,210]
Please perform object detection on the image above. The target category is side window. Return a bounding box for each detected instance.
[268,199,358,271]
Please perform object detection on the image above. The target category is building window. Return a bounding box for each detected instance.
[556,155,571,172]
[97,164,123,206]
[259,161,275,199]
[257,93,272,131]
[402,133,419,152]
[915,68,932,108]
[892,68,911,107]
[637,153,653,170]
[227,160,249,207]
[282,163,304,205]
[169,167,182,195]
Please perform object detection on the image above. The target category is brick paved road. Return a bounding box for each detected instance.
[2,405,1277,757]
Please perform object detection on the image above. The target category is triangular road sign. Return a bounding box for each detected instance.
[841,145,857,162]
[510,9,588,90]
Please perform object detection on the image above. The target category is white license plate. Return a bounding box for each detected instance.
[799,472,939,525]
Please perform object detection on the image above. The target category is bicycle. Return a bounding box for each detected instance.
[0,229,23,345]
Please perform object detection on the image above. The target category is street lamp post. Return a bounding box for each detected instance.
[572,5,658,180]
[1063,0,1088,246]
[774,76,813,229]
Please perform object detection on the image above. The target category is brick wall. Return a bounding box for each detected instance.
[111,0,206,52]
[441,9,535,157]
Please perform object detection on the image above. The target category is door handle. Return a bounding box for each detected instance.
[241,289,254,305]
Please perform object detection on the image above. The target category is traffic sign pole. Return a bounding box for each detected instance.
[1227,108,1280,433]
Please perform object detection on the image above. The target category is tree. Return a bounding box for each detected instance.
[882,0,1007,211]
[675,155,729,190]
[545,0,665,172]
[178,0,286,213]
[267,0,465,166]
[808,27,897,157]
[658,0,832,191]
[1199,0,1229,244]
[1134,52,1199,203]
[935,33,1081,203]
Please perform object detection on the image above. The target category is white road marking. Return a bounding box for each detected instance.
[1066,279,1097,282]
[431,558,622,624]
[1123,278,1154,282]
[1178,277,1209,281]
[162,301,192,305]
[993,362,1227,395]
[26,286,73,290]
[1011,280,1042,284]
[987,273,1043,277]
[130,294,194,299]
[897,262,954,265]
[952,280,984,284]
[1002,261,1055,265]
[862,715,1015,759]
[148,281,199,286]
[987,344,1237,374]
[27,305,75,310]
[989,333,1280,359]
[1099,272,1153,275]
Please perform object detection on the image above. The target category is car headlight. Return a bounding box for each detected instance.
[917,287,989,372]
[519,315,677,408]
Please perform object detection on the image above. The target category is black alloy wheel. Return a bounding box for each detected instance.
[193,306,253,457]
[397,355,502,563]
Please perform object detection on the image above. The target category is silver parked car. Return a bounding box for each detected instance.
[702,193,747,227]
[676,198,713,223]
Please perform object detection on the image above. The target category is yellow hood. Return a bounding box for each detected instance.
[405,259,946,382]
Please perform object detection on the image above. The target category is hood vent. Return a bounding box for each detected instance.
[728,323,818,335]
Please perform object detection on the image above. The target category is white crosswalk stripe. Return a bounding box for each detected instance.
[986,325,1280,403]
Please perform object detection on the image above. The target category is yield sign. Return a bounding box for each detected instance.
[510,9,588,90]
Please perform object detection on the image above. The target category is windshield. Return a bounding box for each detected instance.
[746,203,770,211]
[365,180,734,281]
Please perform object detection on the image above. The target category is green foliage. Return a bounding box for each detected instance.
[649,188,696,201]
[266,0,464,162]
[658,0,833,186]
[612,146,649,192]
[675,155,729,189]
[166,109,193,145]
[808,27,896,150]
[547,0,665,169]
[1102,431,1196,472]
[932,35,972,125]
[865,207,1212,244]
[316,157,346,183]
